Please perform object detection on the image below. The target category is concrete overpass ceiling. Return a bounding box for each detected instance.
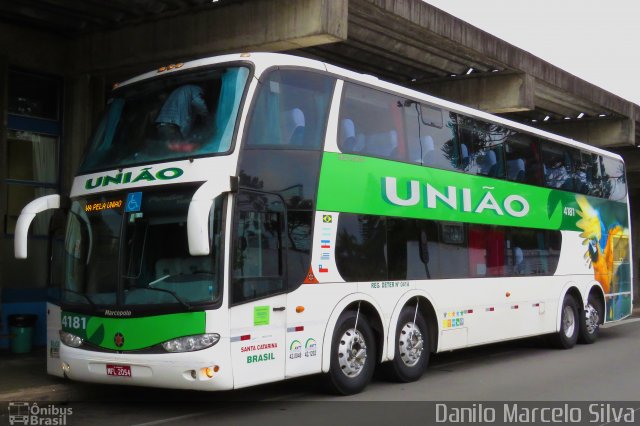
[0,0,236,36]
[0,0,637,150]
[298,0,508,85]
[297,0,638,150]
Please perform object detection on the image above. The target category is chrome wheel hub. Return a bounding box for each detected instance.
[398,322,424,367]
[338,328,367,378]
[584,303,600,334]
[563,305,576,337]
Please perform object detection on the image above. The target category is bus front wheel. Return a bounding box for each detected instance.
[384,305,429,382]
[578,294,603,344]
[327,311,377,395]
[553,294,579,349]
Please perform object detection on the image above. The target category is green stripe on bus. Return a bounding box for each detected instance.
[62,311,206,351]
[316,153,627,231]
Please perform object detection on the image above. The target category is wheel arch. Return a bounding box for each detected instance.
[586,282,606,325]
[320,293,386,373]
[386,290,439,361]
[555,282,585,332]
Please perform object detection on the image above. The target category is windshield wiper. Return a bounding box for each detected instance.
[61,288,97,309]
[127,287,193,310]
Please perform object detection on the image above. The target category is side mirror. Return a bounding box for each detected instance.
[15,194,62,259]
[187,177,236,256]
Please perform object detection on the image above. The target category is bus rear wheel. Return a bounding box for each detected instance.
[327,311,377,395]
[553,294,579,349]
[386,305,429,382]
[578,294,603,344]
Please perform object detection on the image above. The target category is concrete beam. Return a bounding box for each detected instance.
[417,72,535,114]
[538,118,635,148]
[0,21,67,71]
[616,148,640,189]
[73,0,347,73]
[365,0,636,120]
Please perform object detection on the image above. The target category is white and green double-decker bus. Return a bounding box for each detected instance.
[14,53,632,394]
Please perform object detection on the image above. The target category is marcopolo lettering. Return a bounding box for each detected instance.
[85,167,184,190]
[383,176,529,218]
[104,310,132,317]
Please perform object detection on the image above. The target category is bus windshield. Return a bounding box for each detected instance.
[62,185,224,309]
[79,65,250,173]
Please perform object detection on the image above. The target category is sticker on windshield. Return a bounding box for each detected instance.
[125,192,142,212]
[84,199,123,213]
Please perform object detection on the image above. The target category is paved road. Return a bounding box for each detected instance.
[3,319,640,425]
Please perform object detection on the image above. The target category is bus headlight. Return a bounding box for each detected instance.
[162,333,220,353]
[59,330,84,348]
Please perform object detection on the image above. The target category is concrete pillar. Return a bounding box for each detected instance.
[73,0,348,73]
[625,155,640,305]
[0,54,7,239]
[629,190,640,305]
[61,73,107,194]
[538,118,635,148]
[417,72,535,114]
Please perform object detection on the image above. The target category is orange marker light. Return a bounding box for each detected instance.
[506,291,511,297]
[296,306,305,313]
[213,365,220,373]
[203,367,214,378]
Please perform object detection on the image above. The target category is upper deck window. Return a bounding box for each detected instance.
[339,82,461,171]
[245,69,334,149]
[79,66,250,173]
[338,83,408,161]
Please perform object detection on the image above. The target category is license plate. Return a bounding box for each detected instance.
[106,364,132,377]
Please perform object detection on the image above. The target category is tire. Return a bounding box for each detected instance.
[327,311,377,395]
[385,305,429,382]
[578,293,603,344]
[552,294,579,349]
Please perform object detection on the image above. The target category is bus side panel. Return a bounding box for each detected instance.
[284,283,360,378]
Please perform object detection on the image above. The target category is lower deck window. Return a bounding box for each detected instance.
[335,214,561,282]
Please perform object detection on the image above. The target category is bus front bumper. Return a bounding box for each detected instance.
[59,340,233,391]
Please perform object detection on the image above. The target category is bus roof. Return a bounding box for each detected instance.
[116,52,623,162]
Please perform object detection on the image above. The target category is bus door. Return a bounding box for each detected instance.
[229,191,288,388]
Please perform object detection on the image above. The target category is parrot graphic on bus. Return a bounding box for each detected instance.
[575,195,630,320]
